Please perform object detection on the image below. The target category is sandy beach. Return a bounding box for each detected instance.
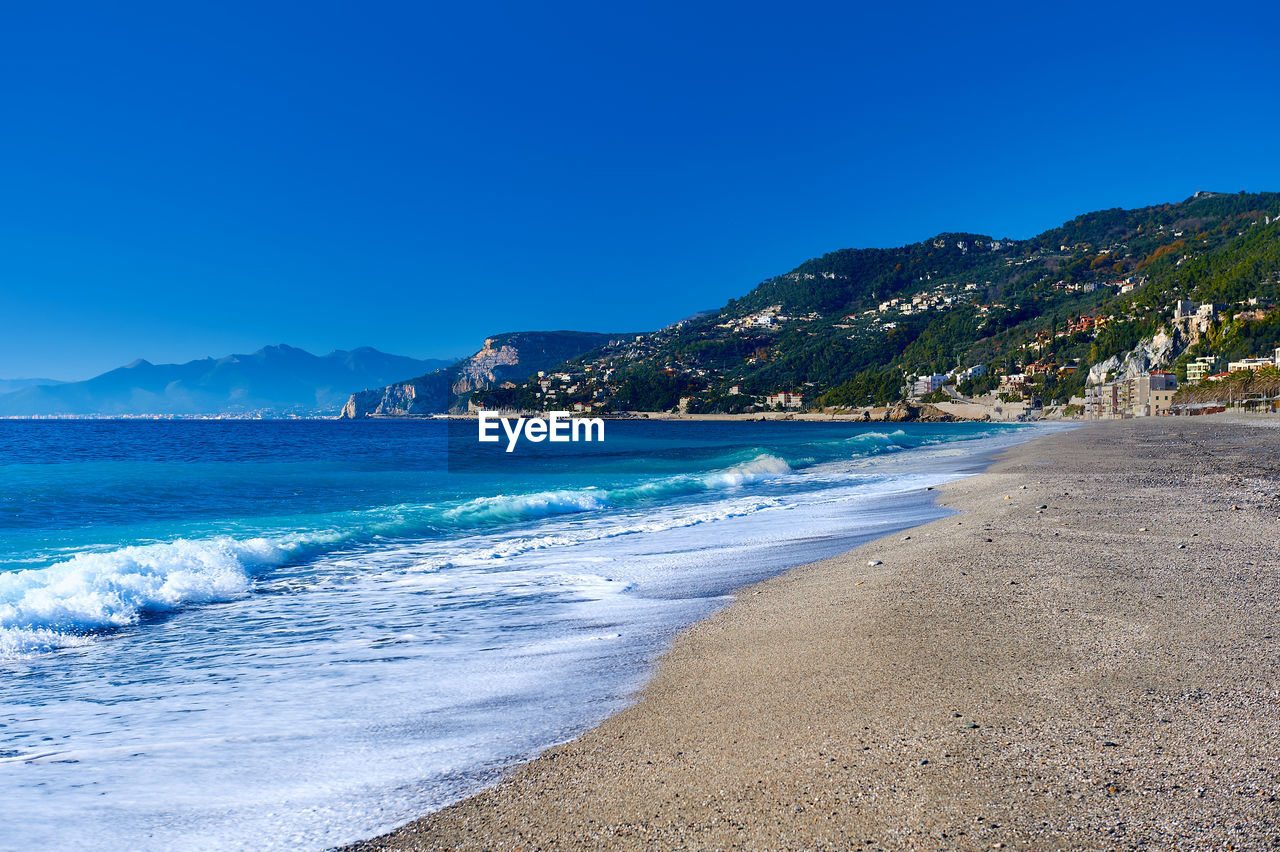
[348,417,1280,850]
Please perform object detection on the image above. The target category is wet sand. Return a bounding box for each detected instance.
[347,418,1280,850]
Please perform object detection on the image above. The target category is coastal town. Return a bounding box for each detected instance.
[906,294,1280,420]
[469,292,1280,423]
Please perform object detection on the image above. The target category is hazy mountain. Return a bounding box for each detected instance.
[0,378,67,395]
[0,345,454,416]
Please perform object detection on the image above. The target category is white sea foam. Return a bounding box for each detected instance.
[395,496,784,568]
[0,537,291,657]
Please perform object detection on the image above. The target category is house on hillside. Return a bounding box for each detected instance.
[1228,358,1273,373]
[998,373,1027,394]
[1186,356,1222,384]
[1173,302,1218,345]
[912,374,947,396]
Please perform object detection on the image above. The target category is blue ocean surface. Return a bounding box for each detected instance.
[0,419,1045,850]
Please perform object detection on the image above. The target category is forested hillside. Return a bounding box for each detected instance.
[472,191,1280,413]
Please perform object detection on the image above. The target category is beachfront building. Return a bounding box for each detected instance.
[912,373,947,396]
[1132,371,1178,417]
[1085,382,1119,420]
[1085,371,1177,419]
[765,391,804,409]
[1148,387,1176,416]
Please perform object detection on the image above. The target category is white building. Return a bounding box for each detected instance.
[998,373,1027,393]
[1228,358,1274,373]
[765,391,804,409]
[912,374,947,396]
[1186,356,1222,384]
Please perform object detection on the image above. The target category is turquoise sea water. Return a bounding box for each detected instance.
[0,419,1040,850]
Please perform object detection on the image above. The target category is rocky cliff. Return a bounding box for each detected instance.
[450,337,521,396]
[1086,329,1182,386]
[340,331,629,417]
[340,372,454,418]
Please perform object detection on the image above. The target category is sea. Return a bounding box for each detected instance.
[0,418,1044,850]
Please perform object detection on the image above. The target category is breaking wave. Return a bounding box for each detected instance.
[0,455,795,658]
[0,538,295,657]
[442,453,793,527]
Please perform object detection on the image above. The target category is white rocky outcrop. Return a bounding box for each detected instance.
[1087,328,1181,385]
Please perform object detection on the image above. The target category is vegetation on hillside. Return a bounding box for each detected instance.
[474,192,1280,413]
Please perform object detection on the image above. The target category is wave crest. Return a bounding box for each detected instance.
[440,454,793,529]
[0,538,290,657]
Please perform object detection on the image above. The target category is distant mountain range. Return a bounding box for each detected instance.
[0,345,454,416]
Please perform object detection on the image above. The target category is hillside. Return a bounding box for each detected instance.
[0,346,452,416]
[340,331,635,417]
[473,191,1280,414]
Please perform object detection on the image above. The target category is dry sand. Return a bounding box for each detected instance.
[347,418,1280,850]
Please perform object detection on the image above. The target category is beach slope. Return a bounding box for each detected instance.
[350,419,1280,850]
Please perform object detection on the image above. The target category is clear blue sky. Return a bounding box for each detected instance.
[3,1,1278,380]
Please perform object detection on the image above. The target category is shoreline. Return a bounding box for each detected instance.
[347,417,1280,850]
[349,400,1063,423]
